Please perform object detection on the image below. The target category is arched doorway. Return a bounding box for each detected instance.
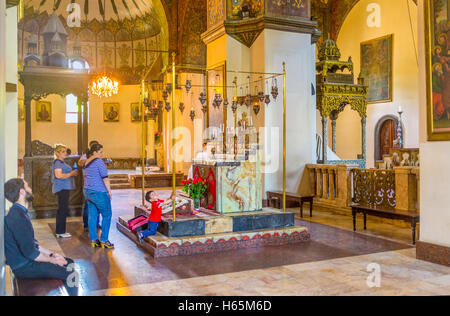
[374,115,401,162]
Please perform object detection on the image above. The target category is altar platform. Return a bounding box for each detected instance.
[117,207,310,258]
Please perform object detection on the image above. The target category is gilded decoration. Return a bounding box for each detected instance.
[352,169,396,209]
[267,0,310,18]
[316,39,367,166]
[208,0,226,27]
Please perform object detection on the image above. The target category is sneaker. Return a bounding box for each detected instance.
[137,232,144,245]
[100,241,115,249]
[91,240,101,248]
[56,233,72,239]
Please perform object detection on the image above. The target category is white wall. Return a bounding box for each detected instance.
[5,6,18,180]
[418,0,450,248]
[334,0,419,167]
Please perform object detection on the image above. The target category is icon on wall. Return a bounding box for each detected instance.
[36,101,52,122]
[103,103,120,122]
[130,102,142,122]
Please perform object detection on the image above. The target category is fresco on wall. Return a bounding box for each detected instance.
[267,0,310,18]
[19,0,164,84]
[427,0,450,140]
[36,101,52,122]
[104,103,120,122]
[360,34,393,103]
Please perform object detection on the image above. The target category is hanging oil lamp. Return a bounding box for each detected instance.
[258,91,265,102]
[271,78,279,100]
[179,102,185,113]
[245,94,252,107]
[199,91,207,106]
[158,101,164,111]
[190,108,196,121]
[223,98,229,110]
[162,89,169,102]
[231,98,238,113]
[265,94,271,106]
[185,80,192,93]
[213,93,223,109]
[166,83,172,95]
[165,102,171,112]
[253,101,261,115]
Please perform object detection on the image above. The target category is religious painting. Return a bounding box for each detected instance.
[36,101,52,122]
[425,0,450,140]
[103,103,120,122]
[266,0,310,18]
[130,102,142,122]
[18,99,25,121]
[360,34,393,104]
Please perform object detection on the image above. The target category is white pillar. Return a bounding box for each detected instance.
[0,0,7,298]
[261,30,316,194]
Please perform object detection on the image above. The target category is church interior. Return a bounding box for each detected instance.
[0,0,449,296]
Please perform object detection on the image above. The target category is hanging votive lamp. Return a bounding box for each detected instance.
[190,108,196,121]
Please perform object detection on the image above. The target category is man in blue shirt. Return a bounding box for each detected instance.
[4,178,79,296]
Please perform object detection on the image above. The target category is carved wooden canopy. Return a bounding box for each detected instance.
[316,38,367,118]
[19,66,91,101]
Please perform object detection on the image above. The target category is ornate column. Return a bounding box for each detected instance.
[322,116,328,163]
[361,116,367,167]
[81,93,89,152]
[24,93,32,157]
[331,119,337,153]
[76,97,83,155]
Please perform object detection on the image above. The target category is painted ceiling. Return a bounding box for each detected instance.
[21,0,162,40]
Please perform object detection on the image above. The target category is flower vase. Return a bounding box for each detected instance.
[193,198,201,211]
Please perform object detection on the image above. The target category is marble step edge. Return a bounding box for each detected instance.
[118,216,307,249]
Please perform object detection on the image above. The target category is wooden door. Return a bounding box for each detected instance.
[379,119,398,158]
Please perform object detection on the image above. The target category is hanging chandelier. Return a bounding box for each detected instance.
[91,0,119,98]
[91,74,119,98]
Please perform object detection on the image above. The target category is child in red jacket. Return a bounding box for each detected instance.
[137,191,172,244]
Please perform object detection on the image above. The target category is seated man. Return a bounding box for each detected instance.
[4,178,79,296]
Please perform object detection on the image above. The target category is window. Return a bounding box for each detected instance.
[65,94,89,124]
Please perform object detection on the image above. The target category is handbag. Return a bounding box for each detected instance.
[127,215,148,234]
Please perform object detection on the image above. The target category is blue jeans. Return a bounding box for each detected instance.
[141,221,159,238]
[84,190,112,243]
[83,198,100,229]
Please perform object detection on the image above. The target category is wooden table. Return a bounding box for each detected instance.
[351,204,420,245]
[267,191,314,218]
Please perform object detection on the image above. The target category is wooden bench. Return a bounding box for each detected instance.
[267,191,314,218]
[12,274,67,296]
[351,204,420,245]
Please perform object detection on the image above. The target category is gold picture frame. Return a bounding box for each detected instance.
[425,0,450,141]
[18,99,24,121]
[36,101,52,122]
[360,34,394,104]
[130,102,142,122]
[103,103,120,122]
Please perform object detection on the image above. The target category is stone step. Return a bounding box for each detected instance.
[109,174,129,179]
[117,218,309,258]
[111,184,132,190]
[110,178,130,184]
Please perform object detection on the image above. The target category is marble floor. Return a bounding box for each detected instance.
[13,189,450,296]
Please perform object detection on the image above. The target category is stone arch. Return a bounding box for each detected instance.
[374,114,401,162]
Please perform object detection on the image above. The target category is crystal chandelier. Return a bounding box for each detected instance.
[91,75,119,98]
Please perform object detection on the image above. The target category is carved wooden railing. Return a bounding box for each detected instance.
[351,168,396,209]
[304,164,420,212]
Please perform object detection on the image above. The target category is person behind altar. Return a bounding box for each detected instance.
[188,141,209,179]
[137,190,174,243]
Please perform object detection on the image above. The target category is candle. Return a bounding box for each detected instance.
[398,105,403,113]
